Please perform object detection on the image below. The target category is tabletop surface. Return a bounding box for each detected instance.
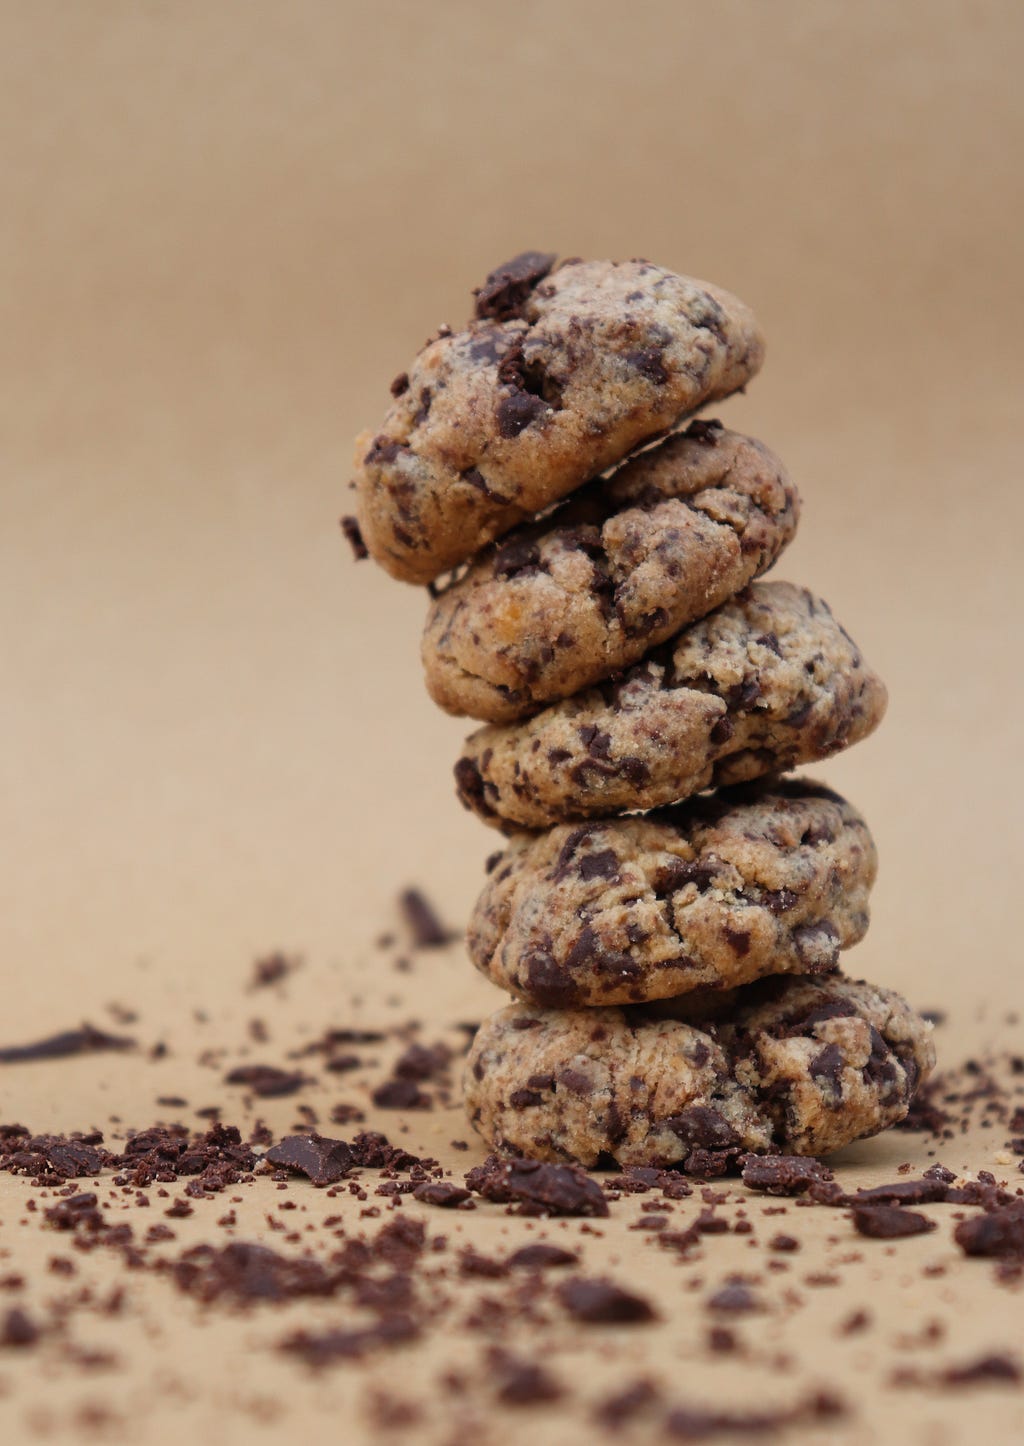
[2,5,1022,1442]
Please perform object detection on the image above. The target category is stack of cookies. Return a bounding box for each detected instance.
[347,252,934,1174]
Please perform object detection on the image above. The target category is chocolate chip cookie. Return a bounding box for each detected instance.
[455,582,887,829]
[464,974,934,1169]
[469,780,875,1007]
[352,255,765,583]
[423,420,799,722]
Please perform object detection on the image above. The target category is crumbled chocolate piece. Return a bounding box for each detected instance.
[465,1156,608,1217]
[223,1065,310,1098]
[507,1242,578,1270]
[557,1277,655,1324]
[707,1279,759,1313]
[740,1155,833,1196]
[594,1379,661,1427]
[851,1204,936,1239]
[412,1181,471,1208]
[490,1348,564,1404]
[249,952,302,989]
[1,1307,39,1347]
[473,251,557,321]
[280,1314,420,1366]
[399,887,454,948]
[954,1204,1024,1258]
[265,1134,353,1186]
[941,1353,1022,1386]
[166,1241,338,1305]
[849,1178,950,1207]
[0,1024,135,1064]
[371,1077,432,1110]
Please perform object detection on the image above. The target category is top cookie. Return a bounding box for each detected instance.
[351,255,765,583]
[422,420,799,722]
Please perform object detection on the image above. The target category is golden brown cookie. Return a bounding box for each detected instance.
[468,780,875,1007]
[454,582,887,829]
[464,974,934,1169]
[423,420,799,722]
[351,255,764,583]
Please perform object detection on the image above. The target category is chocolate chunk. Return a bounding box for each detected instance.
[496,389,548,438]
[0,1024,135,1064]
[466,1156,608,1217]
[1,1307,39,1347]
[954,1205,1024,1259]
[339,515,368,561]
[364,435,404,466]
[557,1277,655,1324]
[371,1078,432,1110]
[389,371,409,397]
[168,1241,338,1306]
[491,1349,564,1405]
[665,1106,738,1151]
[524,952,576,1008]
[809,1043,845,1095]
[740,1155,834,1196]
[507,1242,578,1270]
[625,347,669,384]
[412,1181,471,1207]
[473,250,557,320]
[264,1134,353,1186]
[850,1178,950,1207]
[578,849,620,882]
[223,1065,310,1098]
[707,1279,759,1313]
[398,887,453,948]
[493,536,542,579]
[941,1353,1022,1386]
[280,1314,419,1366]
[851,1204,936,1239]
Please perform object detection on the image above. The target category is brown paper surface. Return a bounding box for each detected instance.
[2,3,1023,1441]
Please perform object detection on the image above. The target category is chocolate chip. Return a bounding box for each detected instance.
[473,250,557,320]
[389,371,409,397]
[364,435,405,466]
[557,1277,656,1324]
[264,1134,353,1186]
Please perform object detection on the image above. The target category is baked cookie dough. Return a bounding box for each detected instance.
[464,974,934,1169]
[469,780,875,1007]
[353,254,765,583]
[423,420,799,722]
[455,581,887,829]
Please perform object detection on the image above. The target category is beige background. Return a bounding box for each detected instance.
[1,4,1023,1442]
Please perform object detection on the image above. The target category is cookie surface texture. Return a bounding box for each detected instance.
[423,421,799,722]
[468,780,876,1007]
[464,974,934,1168]
[354,255,765,583]
[454,581,887,829]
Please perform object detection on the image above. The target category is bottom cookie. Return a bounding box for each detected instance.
[464,974,935,1170]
